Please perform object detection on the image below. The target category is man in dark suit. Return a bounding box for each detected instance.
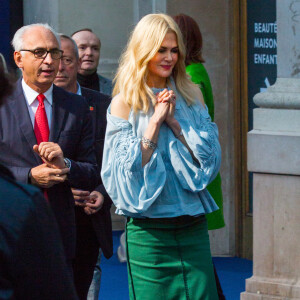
[0,58,78,299]
[0,24,98,273]
[71,29,112,96]
[0,163,79,300]
[54,34,113,300]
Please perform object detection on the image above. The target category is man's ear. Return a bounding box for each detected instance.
[14,51,24,69]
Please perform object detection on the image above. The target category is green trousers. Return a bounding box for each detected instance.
[126,216,218,300]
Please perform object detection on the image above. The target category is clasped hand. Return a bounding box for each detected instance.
[154,89,176,126]
[30,142,69,188]
[72,189,104,215]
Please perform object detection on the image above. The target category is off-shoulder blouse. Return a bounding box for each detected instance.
[101,85,221,218]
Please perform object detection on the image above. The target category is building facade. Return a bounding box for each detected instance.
[3,1,296,266]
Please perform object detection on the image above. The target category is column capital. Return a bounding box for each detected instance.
[254,78,300,109]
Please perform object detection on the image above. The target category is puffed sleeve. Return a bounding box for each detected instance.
[168,101,221,192]
[101,109,166,216]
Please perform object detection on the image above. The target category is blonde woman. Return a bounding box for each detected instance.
[102,14,220,299]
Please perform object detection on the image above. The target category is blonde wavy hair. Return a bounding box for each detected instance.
[113,13,200,112]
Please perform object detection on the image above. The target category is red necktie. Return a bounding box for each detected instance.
[34,94,50,200]
[34,94,49,144]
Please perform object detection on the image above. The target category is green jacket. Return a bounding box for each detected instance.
[187,63,225,230]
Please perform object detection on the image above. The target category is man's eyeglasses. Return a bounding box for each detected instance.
[20,48,64,60]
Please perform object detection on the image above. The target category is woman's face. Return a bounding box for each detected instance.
[147,31,179,88]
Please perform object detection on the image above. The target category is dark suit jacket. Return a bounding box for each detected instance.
[98,74,112,96]
[0,79,98,260]
[81,87,113,259]
[0,164,78,300]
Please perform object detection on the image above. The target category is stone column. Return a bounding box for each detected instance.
[241,1,300,299]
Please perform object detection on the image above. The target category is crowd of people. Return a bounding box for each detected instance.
[0,13,225,300]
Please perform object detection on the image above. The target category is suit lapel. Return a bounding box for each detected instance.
[81,89,97,137]
[8,80,41,164]
[49,85,68,142]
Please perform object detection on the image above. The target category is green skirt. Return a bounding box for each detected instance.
[126,216,218,300]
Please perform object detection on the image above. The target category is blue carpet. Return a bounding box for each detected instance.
[99,231,253,300]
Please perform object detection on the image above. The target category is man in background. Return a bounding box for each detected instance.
[71,28,112,96]
[54,34,113,300]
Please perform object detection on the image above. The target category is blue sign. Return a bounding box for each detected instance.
[0,0,11,64]
[247,0,277,213]
[247,0,277,130]
[0,0,23,70]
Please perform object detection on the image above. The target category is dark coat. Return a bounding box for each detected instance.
[0,164,78,299]
[80,86,113,259]
[0,79,99,260]
[98,74,112,96]
[72,87,112,299]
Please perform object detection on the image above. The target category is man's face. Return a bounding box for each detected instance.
[72,31,100,75]
[14,27,60,93]
[54,39,79,92]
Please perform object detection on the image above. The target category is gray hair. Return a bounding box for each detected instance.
[12,23,61,51]
[59,34,79,60]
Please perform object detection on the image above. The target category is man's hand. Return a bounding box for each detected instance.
[72,189,104,214]
[84,191,104,215]
[33,142,65,169]
[72,188,91,207]
[30,163,70,188]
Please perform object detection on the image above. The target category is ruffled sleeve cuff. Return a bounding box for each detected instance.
[169,103,221,192]
[101,110,166,215]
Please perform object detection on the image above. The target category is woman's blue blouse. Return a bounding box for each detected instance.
[101,85,221,218]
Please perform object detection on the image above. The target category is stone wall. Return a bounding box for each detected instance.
[242,0,300,298]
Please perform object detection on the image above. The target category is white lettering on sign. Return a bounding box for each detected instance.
[254,38,277,49]
[254,22,277,33]
[252,21,277,65]
[254,54,277,65]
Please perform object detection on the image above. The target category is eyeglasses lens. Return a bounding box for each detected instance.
[34,49,62,59]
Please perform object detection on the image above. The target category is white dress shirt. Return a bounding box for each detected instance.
[22,79,53,129]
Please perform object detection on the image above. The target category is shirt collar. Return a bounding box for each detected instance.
[22,78,53,106]
[76,82,82,96]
